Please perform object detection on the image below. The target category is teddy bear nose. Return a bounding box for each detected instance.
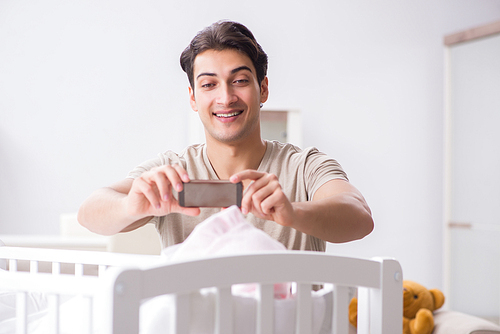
[403,288,415,304]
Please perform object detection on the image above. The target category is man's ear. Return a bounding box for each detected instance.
[189,86,198,112]
[260,77,269,104]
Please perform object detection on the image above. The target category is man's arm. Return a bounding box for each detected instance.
[77,179,148,235]
[77,165,200,235]
[230,171,373,243]
[293,179,373,243]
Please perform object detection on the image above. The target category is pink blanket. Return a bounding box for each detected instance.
[162,206,291,299]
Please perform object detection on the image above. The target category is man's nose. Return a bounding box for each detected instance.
[217,84,238,106]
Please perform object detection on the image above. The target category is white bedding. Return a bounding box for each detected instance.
[0,290,49,334]
[0,295,96,334]
[0,288,333,334]
[139,287,332,334]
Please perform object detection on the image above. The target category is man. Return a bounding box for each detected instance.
[78,20,373,252]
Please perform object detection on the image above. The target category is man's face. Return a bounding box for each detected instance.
[189,49,269,144]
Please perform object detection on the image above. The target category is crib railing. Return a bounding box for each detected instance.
[1,270,100,334]
[0,246,162,276]
[106,251,403,334]
[1,247,403,334]
[0,246,163,334]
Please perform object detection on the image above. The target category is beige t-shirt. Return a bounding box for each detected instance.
[126,140,348,252]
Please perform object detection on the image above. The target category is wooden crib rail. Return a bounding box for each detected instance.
[106,251,403,334]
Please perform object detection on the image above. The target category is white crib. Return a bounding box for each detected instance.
[0,246,403,334]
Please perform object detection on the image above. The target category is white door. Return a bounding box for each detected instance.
[445,22,500,320]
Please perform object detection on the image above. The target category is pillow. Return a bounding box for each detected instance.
[433,310,500,334]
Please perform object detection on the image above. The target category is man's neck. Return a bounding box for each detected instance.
[205,136,267,180]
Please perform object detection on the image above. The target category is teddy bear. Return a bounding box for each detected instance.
[348,280,445,334]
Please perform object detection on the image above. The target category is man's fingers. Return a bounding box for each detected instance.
[260,190,285,215]
[159,165,183,192]
[147,164,187,194]
[177,206,201,216]
[230,169,266,183]
[252,187,275,214]
[149,171,173,202]
[172,164,190,183]
[232,170,293,226]
[133,177,162,210]
[241,173,281,216]
[129,164,192,215]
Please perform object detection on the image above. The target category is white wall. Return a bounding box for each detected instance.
[1,0,499,289]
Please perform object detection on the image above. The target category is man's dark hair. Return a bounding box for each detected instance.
[180,20,268,89]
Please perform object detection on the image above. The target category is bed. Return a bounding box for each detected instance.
[0,244,402,334]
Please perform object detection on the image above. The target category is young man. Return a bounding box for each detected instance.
[78,21,373,252]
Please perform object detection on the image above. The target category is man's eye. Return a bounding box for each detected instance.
[234,79,249,85]
[201,83,215,88]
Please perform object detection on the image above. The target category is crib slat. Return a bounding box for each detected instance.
[30,260,39,273]
[98,264,107,277]
[296,283,312,334]
[216,287,233,334]
[75,263,84,276]
[9,259,17,272]
[109,269,142,334]
[48,294,60,334]
[332,285,349,334]
[170,293,190,334]
[357,287,370,334]
[256,284,274,334]
[82,296,93,334]
[52,262,61,275]
[16,292,28,334]
[369,258,403,334]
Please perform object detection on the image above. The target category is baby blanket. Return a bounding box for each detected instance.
[162,205,290,298]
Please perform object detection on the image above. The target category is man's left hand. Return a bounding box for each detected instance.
[230,170,295,227]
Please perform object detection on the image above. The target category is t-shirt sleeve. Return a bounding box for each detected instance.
[303,148,349,200]
[126,156,164,179]
[126,151,184,179]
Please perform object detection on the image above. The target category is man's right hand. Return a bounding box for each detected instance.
[125,164,201,219]
[77,164,200,236]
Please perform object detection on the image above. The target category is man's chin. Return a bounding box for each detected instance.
[208,131,247,144]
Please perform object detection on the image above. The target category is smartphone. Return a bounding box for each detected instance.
[178,180,243,208]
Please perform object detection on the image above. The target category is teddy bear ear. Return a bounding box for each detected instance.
[430,289,445,310]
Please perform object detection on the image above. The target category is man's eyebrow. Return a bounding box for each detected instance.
[231,66,252,74]
[196,72,216,80]
[196,66,253,80]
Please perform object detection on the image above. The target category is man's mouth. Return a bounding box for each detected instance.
[213,110,243,118]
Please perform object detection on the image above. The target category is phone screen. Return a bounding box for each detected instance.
[178,180,243,208]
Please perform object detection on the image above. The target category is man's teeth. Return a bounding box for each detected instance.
[215,111,242,118]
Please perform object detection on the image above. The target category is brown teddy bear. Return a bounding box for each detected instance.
[349,280,445,334]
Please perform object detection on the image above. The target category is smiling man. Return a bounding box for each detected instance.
[78,21,374,251]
